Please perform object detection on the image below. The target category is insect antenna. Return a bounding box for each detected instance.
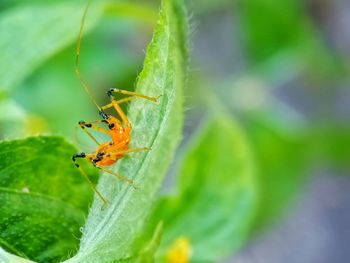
[75,0,101,111]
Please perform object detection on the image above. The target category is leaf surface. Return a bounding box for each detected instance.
[65,0,188,262]
[149,116,257,262]
[0,136,97,262]
[245,118,308,231]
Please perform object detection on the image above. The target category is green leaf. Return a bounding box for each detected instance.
[0,136,97,262]
[113,222,164,263]
[238,0,304,61]
[245,118,308,231]
[0,248,35,263]
[238,0,342,77]
[149,116,257,262]
[65,0,188,262]
[12,19,142,138]
[309,125,350,169]
[0,2,102,91]
[104,2,158,24]
[0,98,26,122]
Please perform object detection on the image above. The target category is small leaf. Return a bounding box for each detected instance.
[65,0,188,262]
[149,116,257,262]
[0,136,97,262]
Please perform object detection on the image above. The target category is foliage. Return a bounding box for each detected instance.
[148,116,256,262]
[0,0,349,262]
[0,137,97,262]
[65,0,188,261]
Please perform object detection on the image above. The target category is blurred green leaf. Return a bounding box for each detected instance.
[0,97,28,139]
[0,2,102,91]
[309,125,350,169]
[238,0,303,61]
[13,20,143,138]
[148,116,256,262]
[0,99,26,122]
[0,136,97,262]
[104,2,158,24]
[238,0,342,77]
[1,1,157,139]
[246,117,308,231]
[64,0,188,261]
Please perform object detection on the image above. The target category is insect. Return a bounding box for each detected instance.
[72,0,159,205]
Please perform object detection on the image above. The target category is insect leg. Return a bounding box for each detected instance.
[101,97,137,111]
[108,88,160,103]
[106,94,131,128]
[110,148,150,159]
[72,153,108,206]
[79,120,111,145]
[97,166,137,189]
[104,89,160,128]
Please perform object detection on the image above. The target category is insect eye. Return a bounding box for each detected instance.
[97,152,105,158]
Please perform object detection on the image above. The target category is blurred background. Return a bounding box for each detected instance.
[0,0,349,262]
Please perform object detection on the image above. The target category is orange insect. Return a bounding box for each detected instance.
[72,0,158,205]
